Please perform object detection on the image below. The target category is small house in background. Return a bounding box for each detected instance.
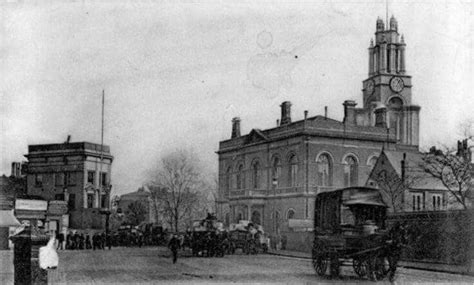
[367,146,468,213]
[117,187,157,225]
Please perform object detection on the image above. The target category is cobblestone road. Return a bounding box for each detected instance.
[3,247,474,284]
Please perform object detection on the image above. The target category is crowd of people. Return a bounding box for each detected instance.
[55,232,111,250]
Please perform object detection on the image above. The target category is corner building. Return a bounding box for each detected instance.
[25,142,113,231]
[216,16,421,238]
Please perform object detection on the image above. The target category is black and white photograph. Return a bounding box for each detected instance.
[0,0,473,284]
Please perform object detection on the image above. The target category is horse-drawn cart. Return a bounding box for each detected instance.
[312,187,403,281]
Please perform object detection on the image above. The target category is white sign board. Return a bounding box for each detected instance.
[15,199,48,211]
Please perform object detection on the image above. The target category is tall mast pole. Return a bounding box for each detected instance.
[99,90,105,208]
[386,0,389,27]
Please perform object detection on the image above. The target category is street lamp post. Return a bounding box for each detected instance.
[99,208,111,249]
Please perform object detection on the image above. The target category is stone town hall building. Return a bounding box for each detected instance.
[216,16,421,234]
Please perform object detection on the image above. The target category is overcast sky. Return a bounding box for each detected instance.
[1,0,472,196]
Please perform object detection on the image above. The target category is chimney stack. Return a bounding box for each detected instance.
[374,106,387,128]
[343,100,357,125]
[304,110,308,120]
[11,162,21,178]
[231,117,241,139]
[457,139,472,161]
[280,101,292,125]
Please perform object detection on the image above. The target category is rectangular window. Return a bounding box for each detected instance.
[411,193,423,211]
[87,171,95,184]
[101,194,107,208]
[100,172,107,186]
[68,194,76,210]
[432,194,443,211]
[35,174,43,187]
[55,173,63,186]
[87,194,94,208]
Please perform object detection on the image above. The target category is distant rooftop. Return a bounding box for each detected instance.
[28,142,110,154]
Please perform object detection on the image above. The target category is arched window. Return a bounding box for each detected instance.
[225,167,232,196]
[367,156,378,171]
[236,164,244,190]
[388,97,403,109]
[286,208,295,220]
[252,160,260,189]
[251,210,261,225]
[317,153,333,186]
[388,97,403,139]
[272,156,281,186]
[288,154,298,187]
[344,155,358,187]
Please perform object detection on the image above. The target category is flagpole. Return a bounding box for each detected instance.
[99,90,104,208]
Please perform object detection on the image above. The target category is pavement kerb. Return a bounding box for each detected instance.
[265,251,474,277]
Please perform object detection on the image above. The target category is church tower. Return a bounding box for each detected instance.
[362,16,420,147]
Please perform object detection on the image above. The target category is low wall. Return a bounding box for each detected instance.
[280,231,313,252]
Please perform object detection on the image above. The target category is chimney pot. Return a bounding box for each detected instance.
[231,117,241,139]
[280,101,292,125]
[304,110,308,120]
[343,100,357,125]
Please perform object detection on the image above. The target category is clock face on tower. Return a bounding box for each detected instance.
[365,80,375,95]
[390,77,405,93]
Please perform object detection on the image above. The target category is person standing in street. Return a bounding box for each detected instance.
[168,235,180,264]
[56,231,64,250]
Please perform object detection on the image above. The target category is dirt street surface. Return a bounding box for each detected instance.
[3,247,474,284]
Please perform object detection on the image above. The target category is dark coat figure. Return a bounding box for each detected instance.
[106,234,112,250]
[386,222,408,282]
[168,235,180,264]
[66,232,73,249]
[79,233,85,250]
[137,233,143,248]
[85,234,92,249]
[73,233,80,250]
[92,233,98,250]
[56,232,64,250]
[101,233,106,250]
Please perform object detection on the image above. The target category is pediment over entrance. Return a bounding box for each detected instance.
[84,184,96,193]
[245,129,268,144]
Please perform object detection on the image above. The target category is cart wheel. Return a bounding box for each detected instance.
[375,256,390,280]
[368,255,389,281]
[312,255,328,276]
[353,257,368,278]
[329,254,340,278]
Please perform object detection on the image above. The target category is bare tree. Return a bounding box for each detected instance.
[422,145,472,210]
[125,200,147,226]
[148,149,213,232]
[371,168,421,213]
